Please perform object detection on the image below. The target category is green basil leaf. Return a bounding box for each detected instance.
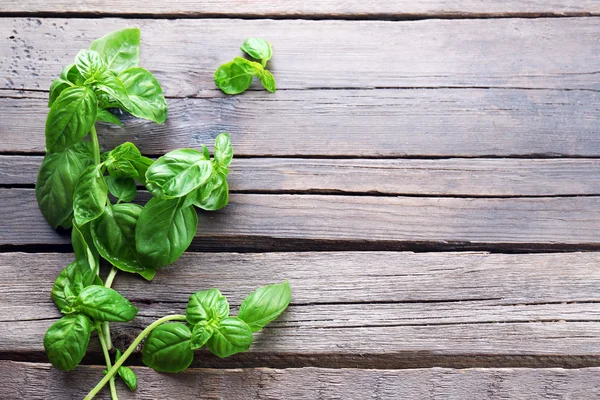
[142,323,193,373]
[73,164,108,226]
[74,285,138,322]
[109,141,142,161]
[145,149,212,198]
[259,69,276,93]
[44,314,92,371]
[240,38,273,65]
[136,197,197,268]
[105,142,142,178]
[75,49,106,80]
[202,145,210,160]
[190,323,214,350]
[60,64,84,85]
[91,203,155,280]
[94,72,132,110]
[48,78,73,107]
[51,260,99,312]
[45,86,98,153]
[96,108,123,126]
[131,156,154,185]
[214,132,233,168]
[106,176,137,202]
[118,67,167,124]
[206,317,253,358]
[72,222,99,272]
[115,349,137,391]
[36,141,94,228]
[238,281,291,332]
[214,61,253,95]
[186,288,229,326]
[233,57,264,75]
[90,28,140,73]
[185,171,229,211]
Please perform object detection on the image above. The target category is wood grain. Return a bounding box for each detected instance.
[2,1,600,18]
[2,18,600,96]
[2,88,599,157]
[3,252,600,368]
[4,361,600,400]
[5,155,600,197]
[2,188,600,251]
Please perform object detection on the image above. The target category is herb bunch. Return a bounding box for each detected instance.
[215,38,276,94]
[37,28,291,399]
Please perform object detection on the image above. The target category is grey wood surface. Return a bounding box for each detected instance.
[5,155,600,196]
[2,1,600,18]
[2,88,600,157]
[2,252,600,369]
[3,189,600,251]
[4,361,600,400]
[2,18,600,96]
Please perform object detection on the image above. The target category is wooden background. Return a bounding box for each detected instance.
[1,1,600,398]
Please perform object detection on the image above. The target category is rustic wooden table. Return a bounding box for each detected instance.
[2,1,600,399]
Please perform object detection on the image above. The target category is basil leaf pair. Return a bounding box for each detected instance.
[51,260,101,313]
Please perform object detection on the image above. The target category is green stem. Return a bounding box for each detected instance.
[105,267,118,288]
[102,267,118,350]
[96,324,119,400]
[85,314,187,400]
[90,123,101,165]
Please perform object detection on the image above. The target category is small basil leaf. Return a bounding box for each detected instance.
[118,67,167,124]
[48,78,73,107]
[36,141,94,228]
[206,317,253,358]
[51,260,98,312]
[214,132,233,168]
[142,323,193,373]
[238,281,291,332]
[60,64,84,85]
[96,109,123,126]
[106,176,137,202]
[91,203,155,280]
[90,28,140,73]
[233,57,264,75]
[214,61,253,95]
[94,72,132,110]
[136,198,198,268]
[45,86,98,153]
[44,314,92,371]
[73,164,108,226]
[259,70,276,93]
[185,171,229,211]
[75,49,106,80]
[105,142,142,178]
[115,349,137,391]
[145,149,212,198]
[131,156,154,186]
[186,288,229,326]
[240,38,273,65]
[74,285,138,322]
[190,323,214,350]
[72,222,99,272]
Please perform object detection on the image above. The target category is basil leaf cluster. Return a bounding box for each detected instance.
[214,38,276,94]
[142,282,291,372]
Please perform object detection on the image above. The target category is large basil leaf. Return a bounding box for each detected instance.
[142,323,193,373]
[74,285,138,322]
[136,197,198,268]
[106,176,137,203]
[73,164,108,226]
[241,38,273,65]
[145,149,212,198]
[36,141,94,228]
[214,60,253,95]
[43,314,92,371]
[118,68,167,124]
[206,317,253,358]
[75,49,106,80]
[238,281,291,332]
[72,222,99,272]
[45,86,97,153]
[51,260,100,312]
[90,28,140,73]
[48,78,73,107]
[91,203,155,280]
[186,288,229,326]
[185,171,229,211]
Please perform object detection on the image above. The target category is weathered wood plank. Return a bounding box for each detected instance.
[2,88,599,156]
[6,155,600,197]
[4,362,600,400]
[2,1,599,18]
[2,189,600,251]
[2,18,600,95]
[2,252,600,368]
